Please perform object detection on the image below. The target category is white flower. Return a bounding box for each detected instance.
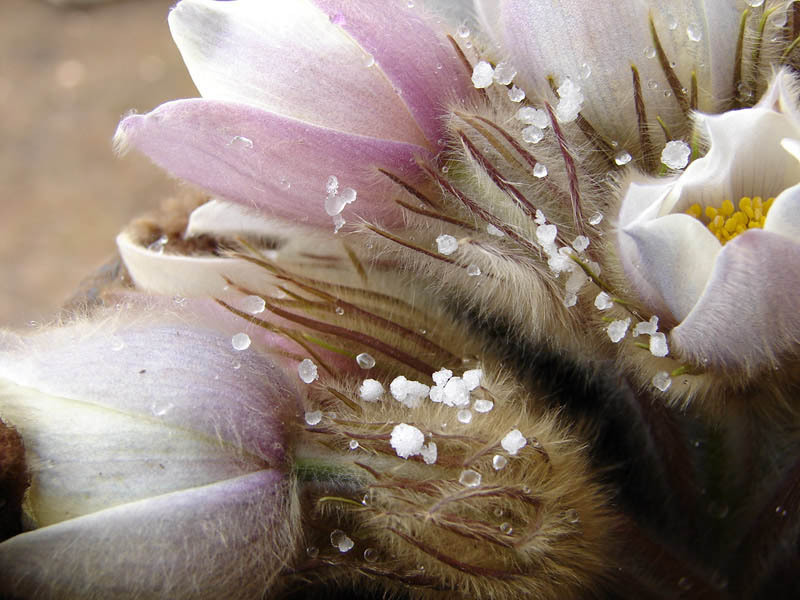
[617,71,800,369]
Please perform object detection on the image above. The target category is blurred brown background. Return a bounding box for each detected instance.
[1,0,196,327]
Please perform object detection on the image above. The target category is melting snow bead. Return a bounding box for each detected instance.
[686,22,702,41]
[298,358,318,383]
[607,318,631,343]
[390,423,425,459]
[536,224,558,245]
[443,377,470,406]
[467,264,482,277]
[362,53,375,67]
[325,175,339,195]
[533,163,548,178]
[332,214,345,233]
[242,295,266,314]
[359,379,384,402]
[501,429,527,455]
[436,234,459,255]
[516,107,549,128]
[304,410,323,426]
[420,442,438,464]
[633,315,659,337]
[457,409,473,424]
[230,135,253,148]
[231,333,251,351]
[508,86,525,102]
[522,126,544,144]
[330,530,354,553]
[456,22,470,38]
[349,439,360,450]
[493,61,517,85]
[487,224,505,237]
[471,60,494,88]
[661,140,691,169]
[589,212,604,225]
[652,371,672,391]
[650,332,669,357]
[492,454,508,470]
[614,151,632,166]
[340,187,357,205]
[473,399,494,413]
[459,469,482,487]
[563,293,578,307]
[356,352,376,369]
[572,235,590,252]
[594,291,614,310]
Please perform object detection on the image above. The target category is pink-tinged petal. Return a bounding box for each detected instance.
[0,471,291,600]
[310,0,477,144]
[670,230,800,370]
[621,213,720,322]
[0,308,297,467]
[477,0,740,151]
[169,0,428,147]
[115,99,428,229]
[765,183,800,240]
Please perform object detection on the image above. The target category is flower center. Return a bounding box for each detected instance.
[686,196,775,244]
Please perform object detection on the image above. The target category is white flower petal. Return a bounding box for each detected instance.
[476,0,740,151]
[621,213,720,321]
[169,0,427,146]
[184,198,290,239]
[0,471,289,600]
[764,183,800,239]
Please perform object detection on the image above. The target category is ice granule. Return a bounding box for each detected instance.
[304,410,323,426]
[572,235,590,252]
[473,399,494,413]
[633,315,659,337]
[390,423,425,459]
[443,376,470,407]
[534,209,547,225]
[649,332,669,357]
[231,332,251,351]
[436,234,459,255]
[501,429,527,455]
[492,454,508,470]
[661,140,691,170]
[536,224,558,245]
[508,86,525,102]
[459,469,482,487]
[330,529,354,553]
[652,371,672,391]
[493,61,517,85]
[522,126,544,144]
[516,107,549,128]
[614,151,633,166]
[420,442,438,464]
[556,77,583,122]
[359,379,384,402]
[487,223,505,237]
[390,375,430,408]
[471,60,494,88]
[356,352,376,369]
[298,358,318,383]
[606,318,631,343]
[432,367,453,387]
[429,385,444,403]
[533,163,548,178]
[463,368,482,390]
[467,264,482,277]
[457,409,473,424]
[588,212,604,225]
[594,291,614,310]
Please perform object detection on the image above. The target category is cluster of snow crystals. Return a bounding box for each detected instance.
[442,377,470,407]
[501,429,528,455]
[420,441,438,464]
[632,316,669,356]
[508,86,526,102]
[517,107,550,128]
[471,60,494,88]
[607,318,631,343]
[390,375,430,408]
[487,223,505,237]
[359,379,384,402]
[535,223,558,245]
[522,126,545,144]
[390,423,425,459]
[652,371,672,391]
[432,367,453,387]
[298,358,318,383]
[661,140,691,170]
[572,235,590,253]
[594,291,614,310]
[493,61,517,85]
[556,77,584,123]
[463,369,482,390]
[436,234,459,255]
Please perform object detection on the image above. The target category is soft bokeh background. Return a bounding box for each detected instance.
[1,0,196,327]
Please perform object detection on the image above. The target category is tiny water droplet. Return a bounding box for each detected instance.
[306,546,319,558]
[467,264,481,277]
[363,548,379,563]
[459,469,482,487]
[614,151,632,166]
[677,576,692,591]
[147,234,168,253]
[230,135,254,149]
[499,522,513,534]
[686,23,702,42]
[492,455,508,470]
[356,352,376,369]
[457,22,470,38]
[110,336,124,351]
[349,439,359,450]
[232,361,241,370]
[565,508,580,523]
[330,529,354,553]
[334,306,345,315]
[363,53,375,68]
[643,46,656,59]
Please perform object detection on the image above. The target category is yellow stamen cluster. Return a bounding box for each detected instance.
[686,196,774,244]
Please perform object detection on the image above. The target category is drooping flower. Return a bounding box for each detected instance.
[615,71,800,373]
[0,300,300,599]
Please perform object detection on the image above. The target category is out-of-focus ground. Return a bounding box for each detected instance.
[1,0,196,327]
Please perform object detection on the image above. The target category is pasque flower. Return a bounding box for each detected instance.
[0,300,299,599]
[617,71,800,372]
